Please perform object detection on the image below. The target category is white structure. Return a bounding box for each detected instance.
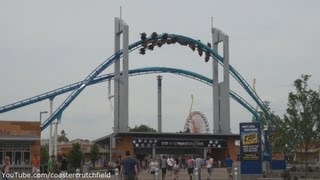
[114,17,129,132]
[112,17,231,134]
[48,98,60,158]
[49,98,54,157]
[212,27,231,134]
[184,111,210,134]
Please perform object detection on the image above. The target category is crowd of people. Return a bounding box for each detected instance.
[118,151,233,180]
[1,152,232,180]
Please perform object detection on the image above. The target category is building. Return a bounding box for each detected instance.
[0,120,41,172]
[95,132,239,165]
[57,139,108,167]
[295,144,320,162]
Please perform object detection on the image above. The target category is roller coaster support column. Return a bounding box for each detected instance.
[157,75,162,133]
[212,27,231,134]
[53,116,61,159]
[49,98,54,157]
[114,17,129,133]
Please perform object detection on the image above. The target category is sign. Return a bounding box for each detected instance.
[159,140,205,147]
[0,129,38,137]
[132,139,226,148]
[240,123,261,161]
[240,122,262,174]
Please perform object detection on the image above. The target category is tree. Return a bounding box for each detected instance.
[58,129,69,143]
[129,124,157,132]
[90,143,100,168]
[40,145,49,171]
[68,143,83,169]
[254,100,293,162]
[284,74,320,176]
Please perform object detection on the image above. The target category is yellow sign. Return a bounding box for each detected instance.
[243,133,258,145]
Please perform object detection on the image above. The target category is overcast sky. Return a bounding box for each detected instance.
[1,0,320,140]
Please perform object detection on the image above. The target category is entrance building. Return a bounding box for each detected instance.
[0,120,41,172]
[95,132,239,165]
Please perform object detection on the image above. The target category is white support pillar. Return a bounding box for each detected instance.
[53,120,58,159]
[114,18,121,133]
[114,17,129,133]
[211,28,231,134]
[212,28,221,134]
[120,21,129,132]
[54,116,61,159]
[49,98,54,157]
[221,34,231,133]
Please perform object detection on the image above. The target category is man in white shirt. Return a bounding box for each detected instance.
[195,156,203,179]
[166,156,174,176]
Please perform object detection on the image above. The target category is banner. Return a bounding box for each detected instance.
[240,122,261,161]
[240,122,262,174]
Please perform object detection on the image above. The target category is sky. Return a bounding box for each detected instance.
[1,0,320,141]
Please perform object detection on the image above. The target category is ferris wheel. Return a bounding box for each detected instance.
[184,111,210,134]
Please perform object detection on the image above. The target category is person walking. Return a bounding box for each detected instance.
[149,158,159,180]
[60,154,69,180]
[160,155,167,180]
[186,156,194,180]
[1,156,10,180]
[32,154,40,174]
[195,156,203,180]
[47,155,57,173]
[120,150,138,180]
[225,155,233,180]
[166,156,174,176]
[172,158,180,180]
[205,157,214,180]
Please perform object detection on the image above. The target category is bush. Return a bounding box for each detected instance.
[281,169,290,179]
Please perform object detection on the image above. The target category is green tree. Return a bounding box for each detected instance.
[58,129,69,143]
[129,124,157,132]
[284,74,320,176]
[40,145,49,171]
[90,143,100,168]
[68,143,83,169]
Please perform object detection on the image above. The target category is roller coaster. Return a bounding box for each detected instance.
[0,33,271,131]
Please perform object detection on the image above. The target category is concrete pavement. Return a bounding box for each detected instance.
[137,168,230,180]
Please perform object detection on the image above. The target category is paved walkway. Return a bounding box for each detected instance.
[5,168,230,180]
[137,168,230,180]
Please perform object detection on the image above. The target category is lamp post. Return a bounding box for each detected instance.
[285,144,288,162]
[40,111,48,125]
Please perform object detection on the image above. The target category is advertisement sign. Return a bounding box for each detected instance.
[240,122,262,174]
[240,122,261,161]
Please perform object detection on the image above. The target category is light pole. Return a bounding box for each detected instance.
[40,111,48,126]
[285,144,288,162]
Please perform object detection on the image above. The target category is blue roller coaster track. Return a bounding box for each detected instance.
[0,33,271,130]
[0,67,260,130]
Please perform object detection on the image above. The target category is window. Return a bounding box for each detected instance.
[23,151,30,165]
[5,151,12,164]
[4,144,13,149]
[14,151,22,165]
[0,151,3,165]
[0,143,31,165]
